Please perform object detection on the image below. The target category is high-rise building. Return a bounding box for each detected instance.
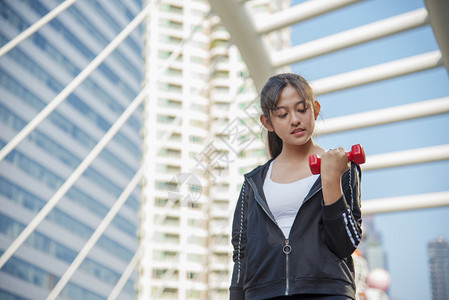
[139,0,289,299]
[0,1,143,299]
[358,216,388,271]
[428,237,449,300]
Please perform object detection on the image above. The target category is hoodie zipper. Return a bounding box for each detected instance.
[247,176,322,296]
[283,239,292,295]
[247,178,291,294]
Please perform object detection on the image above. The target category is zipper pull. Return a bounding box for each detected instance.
[283,239,292,254]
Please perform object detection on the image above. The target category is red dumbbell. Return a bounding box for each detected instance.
[308,144,366,175]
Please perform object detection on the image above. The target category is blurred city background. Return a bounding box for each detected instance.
[0,0,448,299]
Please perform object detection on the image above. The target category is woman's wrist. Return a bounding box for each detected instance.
[321,174,343,205]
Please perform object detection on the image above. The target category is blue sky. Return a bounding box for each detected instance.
[290,0,449,299]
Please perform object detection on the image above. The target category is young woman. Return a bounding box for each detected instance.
[230,73,362,300]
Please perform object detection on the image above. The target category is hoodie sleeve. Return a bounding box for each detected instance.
[322,163,362,259]
[229,179,248,300]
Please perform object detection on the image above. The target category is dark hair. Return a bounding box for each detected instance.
[260,73,316,159]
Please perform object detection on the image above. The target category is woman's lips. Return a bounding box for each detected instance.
[291,128,305,135]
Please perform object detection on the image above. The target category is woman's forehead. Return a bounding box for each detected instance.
[277,85,304,106]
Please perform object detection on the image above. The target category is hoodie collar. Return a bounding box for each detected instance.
[244,159,276,223]
[244,158,322,206]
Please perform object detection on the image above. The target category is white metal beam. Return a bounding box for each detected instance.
[255,0,361,34]
[0,0,78,57]
[0,0,156,162]
[107,247,142,300]
[362,144,449,171]
[311,51,443,95]
[272,8,429,67]
[425,0,449,74]
[208,0,276,92]
[0,0,190,275]
[362,191,449,215]
[0,86,147,270]
[47,167,145,300]
[315,97,449,135]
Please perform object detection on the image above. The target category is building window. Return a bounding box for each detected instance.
[159,148,181,158]
[160,3,183,14]
[157,114,176,124]
[214,86,230,94]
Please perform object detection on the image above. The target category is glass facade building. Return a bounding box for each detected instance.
[0,0,143,299]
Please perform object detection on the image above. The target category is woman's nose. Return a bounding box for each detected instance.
[290,113,300,126]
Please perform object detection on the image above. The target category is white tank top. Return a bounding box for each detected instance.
[263,160,319,238]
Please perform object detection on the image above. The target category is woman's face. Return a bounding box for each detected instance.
[262,84,319,148]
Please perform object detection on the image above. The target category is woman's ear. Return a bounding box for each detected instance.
[313,101,321,120]
[260,114,274,132]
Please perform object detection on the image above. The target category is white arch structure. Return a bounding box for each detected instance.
[208,0,449,217]
[0,0,448,298]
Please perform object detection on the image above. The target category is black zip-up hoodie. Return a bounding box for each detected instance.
[229,160,362,300]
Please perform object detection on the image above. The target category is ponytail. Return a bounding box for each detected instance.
[267,131,283,159]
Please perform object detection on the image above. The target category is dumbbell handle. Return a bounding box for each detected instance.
[309,144,366,175]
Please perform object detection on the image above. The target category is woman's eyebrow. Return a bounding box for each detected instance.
[275,100,305,110]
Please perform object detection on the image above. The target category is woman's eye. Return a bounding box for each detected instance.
[298,104,308,112]
[278,113,287,118]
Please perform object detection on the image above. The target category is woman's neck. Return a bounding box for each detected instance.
[270,139,324,182]
[277,139,323,162]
